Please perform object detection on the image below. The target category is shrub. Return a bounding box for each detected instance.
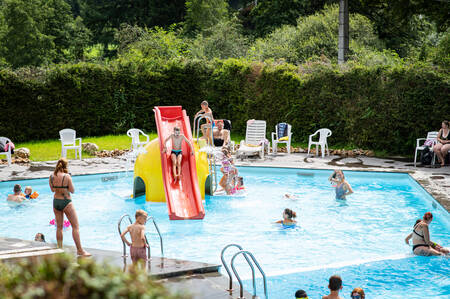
[0,58,448,155]
[0,253,185,298]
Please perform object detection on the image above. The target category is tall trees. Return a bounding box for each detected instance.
[0,0,91,67]
[184,0,229,33]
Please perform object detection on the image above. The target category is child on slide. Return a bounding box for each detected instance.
[163,126,194,183]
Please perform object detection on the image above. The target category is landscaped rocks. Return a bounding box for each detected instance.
[82,143,99,155]
[95,149,129,158]
[15,147,30,159]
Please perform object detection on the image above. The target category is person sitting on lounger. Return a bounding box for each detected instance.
[213,120,230,147]
[433,120,450,167]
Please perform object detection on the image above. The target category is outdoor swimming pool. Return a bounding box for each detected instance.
[1,167,449,298]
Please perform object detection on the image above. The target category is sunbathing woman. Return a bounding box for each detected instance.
[433,120,450,167]
[195,101,214,145]
[405,212,448,256]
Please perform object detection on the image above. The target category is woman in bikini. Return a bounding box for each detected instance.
[433,120,450,167]
[405,212,448,256]
[49,158,90,256]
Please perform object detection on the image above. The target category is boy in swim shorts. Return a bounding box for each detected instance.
[163,126,194,182]
[120,209,149,264]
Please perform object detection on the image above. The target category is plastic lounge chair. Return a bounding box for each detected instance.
[127,128,150,152]
[272,123,292,154]
[307,128,332,158]
[0,137,12,166]
[59,129,82,160]
[236,120,269,159]
[414,131,438,167]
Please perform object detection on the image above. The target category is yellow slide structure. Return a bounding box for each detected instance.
[133,138,210,203]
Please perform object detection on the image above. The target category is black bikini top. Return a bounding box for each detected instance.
[51,174,69,189]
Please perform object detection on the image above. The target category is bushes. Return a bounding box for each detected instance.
[0,58,448,155]
[0,253,185,298]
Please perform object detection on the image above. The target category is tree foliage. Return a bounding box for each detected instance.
[249,5,382,64]
[184,0,229,33]
[0,0,90,67]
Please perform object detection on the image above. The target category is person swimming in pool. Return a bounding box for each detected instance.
[276,208,297,225]
[332,170,353,199]
[405,212,449,256]
[163,126,194,183]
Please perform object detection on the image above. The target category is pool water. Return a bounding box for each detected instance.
[0,167,449,299]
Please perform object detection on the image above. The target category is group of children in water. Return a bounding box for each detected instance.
[295,275,366,299]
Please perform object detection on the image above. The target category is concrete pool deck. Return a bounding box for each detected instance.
[1,153,449,212]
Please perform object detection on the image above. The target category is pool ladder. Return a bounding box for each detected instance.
[118,214,164,259]
[193,114,218,195]
[221,244,268,299]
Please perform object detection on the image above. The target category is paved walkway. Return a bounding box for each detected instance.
[1,153,449,211]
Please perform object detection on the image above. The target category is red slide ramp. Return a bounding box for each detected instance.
[153,106,205,220]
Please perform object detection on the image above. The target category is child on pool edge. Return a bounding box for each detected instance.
[276,208,297,226]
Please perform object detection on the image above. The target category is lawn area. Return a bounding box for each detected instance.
[15,133,157,161]
[13,133,389,162]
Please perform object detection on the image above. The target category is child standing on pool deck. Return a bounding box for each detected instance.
[163,126,194,182]
[120,209,149,264]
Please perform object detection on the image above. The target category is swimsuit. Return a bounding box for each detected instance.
[171,149,182,156]
[335,183,346,199]
[214,138,224,146]
[412,224,430,252]
[130,246,147,262]
[222,158,232,173]
[51,174,72,211]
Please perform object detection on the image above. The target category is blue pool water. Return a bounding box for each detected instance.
[0,167,449,299]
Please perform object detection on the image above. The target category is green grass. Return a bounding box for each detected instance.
[14,132,396,162]
[15,134,158,161]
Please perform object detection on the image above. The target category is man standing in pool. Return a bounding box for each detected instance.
[163,126,194,183]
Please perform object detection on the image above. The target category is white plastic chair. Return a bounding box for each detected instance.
[308,128,332,158]
[414,131,438,167]
[127,128,149,151]
[0,137,12,166]
[236,120,269,159]
[59,129,82,160]
[272,123,292,154]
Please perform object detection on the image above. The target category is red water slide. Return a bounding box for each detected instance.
[153,106,205,220]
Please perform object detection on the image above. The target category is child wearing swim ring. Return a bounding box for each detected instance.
[276,208,297,225]
[163,126,195,183]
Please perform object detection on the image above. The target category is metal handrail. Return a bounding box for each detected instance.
[221,244,255,292]
[193,114,218,194]
[145,216,164,258]
[118,214,133,257]
[231,250,268,299]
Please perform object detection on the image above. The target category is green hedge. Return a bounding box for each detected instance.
[0,59,448,155]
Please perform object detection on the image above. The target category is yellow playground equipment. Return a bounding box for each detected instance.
[133,139,210,202]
